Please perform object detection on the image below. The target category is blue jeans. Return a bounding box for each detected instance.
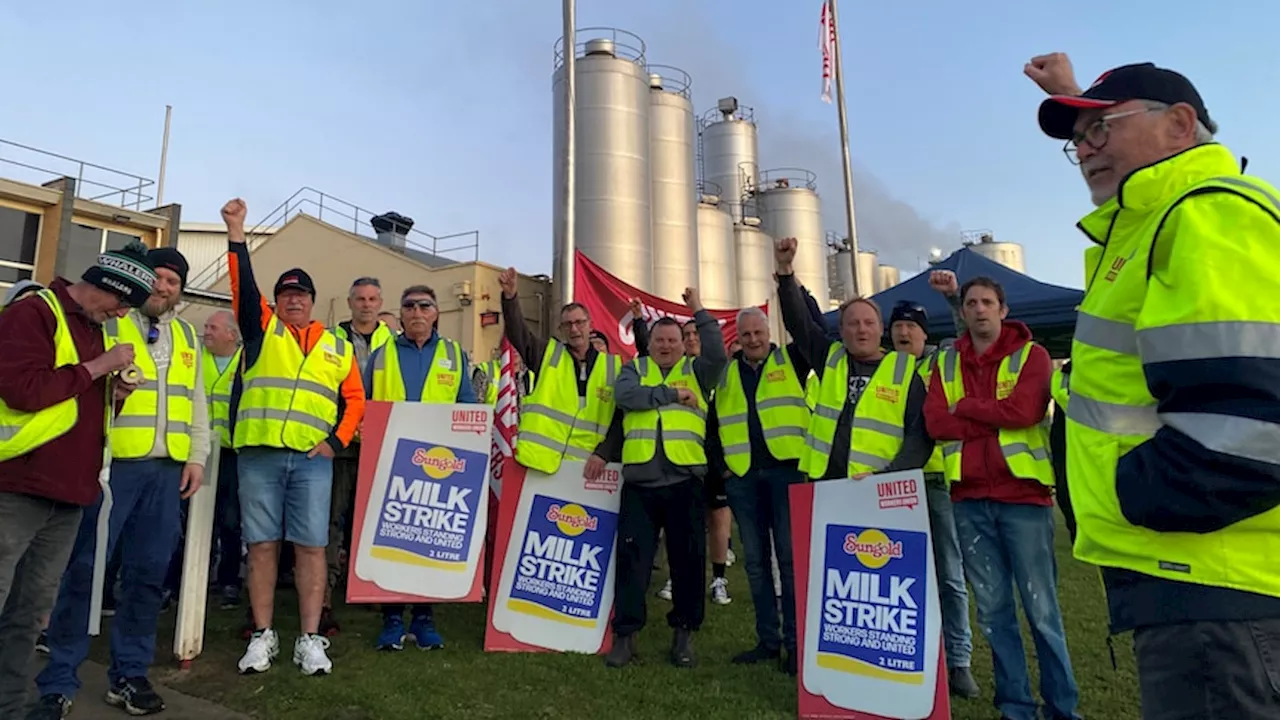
[724,466,801,652]
[238,448,332,548]
[925,481,973,669]
[953,500,1080,720]
[37,459,183,698]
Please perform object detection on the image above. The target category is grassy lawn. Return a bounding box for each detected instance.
[110,512,1139,719]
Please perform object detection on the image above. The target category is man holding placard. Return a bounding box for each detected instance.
[608,287,727,669]
[364,284,478,652]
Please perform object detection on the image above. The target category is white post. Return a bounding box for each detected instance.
[156,105,172,207]
[828,0,862,297]
[559,0,576,302]
[173,440,218,665]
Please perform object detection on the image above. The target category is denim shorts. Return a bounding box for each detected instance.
[237,447,333,547]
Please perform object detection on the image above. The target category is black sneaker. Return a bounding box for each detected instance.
[25,694,71,719]
[949,666,980,699]
[731,644,781,665]
[604,633,637,668]
[105,676,165,715]
[219,585,241,610]
[101,592,116,618]
[669,628,696,668]
[318,607,341,637]
[35,630,50,654]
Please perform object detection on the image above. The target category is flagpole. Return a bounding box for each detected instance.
[828,0,862,297]
[560,0,577,303]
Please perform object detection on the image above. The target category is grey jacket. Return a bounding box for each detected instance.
[614,310,727,487]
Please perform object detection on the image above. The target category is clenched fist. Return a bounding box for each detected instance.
[1024,53,1081,96]
[676,388,698,408]
[929,270,959,297]
[681,287,703,313]
[775,237,798,273]
[498,267,518,299]
[221,199,248,243]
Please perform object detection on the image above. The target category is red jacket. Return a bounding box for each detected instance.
[0,278,111,507]
[924,321,1052,506]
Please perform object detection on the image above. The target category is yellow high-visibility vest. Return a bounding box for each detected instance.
[104,313,199,461]
[234,316,353,452]
[203,346,242,449]
[622,356,708,466]
[1050,364,1069,411]
[715,347,809,476]
[335,322,395,354]
[369,337,463,403]
[516,342,619,474]
[804,371,819,411]
[936,343,1052,487]
[482,359,499,404]
[0,290,82,462]
[800,348,917,479]
[1069,143,1280,598]
[918,351,946,474]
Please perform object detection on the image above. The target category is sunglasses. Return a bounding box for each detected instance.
[147,319,160,345]
[401,299,436,311]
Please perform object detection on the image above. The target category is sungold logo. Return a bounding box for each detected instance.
[875,386,900,403]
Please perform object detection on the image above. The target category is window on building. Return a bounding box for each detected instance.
[0,205,40,290]
[61,222,145,280]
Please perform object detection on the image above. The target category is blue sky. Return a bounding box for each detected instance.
[2,0,1275,290]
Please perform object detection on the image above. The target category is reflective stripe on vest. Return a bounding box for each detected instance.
[804,371,819,411]
[801,348,915,479]
[233,316,353,452]
[715,347,810,476]
[918,352,946,474]
[483,359,500,404]
[203,346,242,449]
[370,337,463,403]
[0,290,81,461]
[516,342,619,474]
[623,356,708,466]
[1050,365,1069,412]
[104,314,199,461]
[937,343,1053,486]
[1069,157,1280,598]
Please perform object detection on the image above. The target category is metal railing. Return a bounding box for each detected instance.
[554,27,646,69]
[0,139,155,210]
[185,187,481,290]
[760,167,818,191]
[646,64,692,98]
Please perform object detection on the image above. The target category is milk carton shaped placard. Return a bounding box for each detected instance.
[353,402,491,601]
[490,461,622,653]
[800,472,942,719]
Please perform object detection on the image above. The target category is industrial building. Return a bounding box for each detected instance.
[961,230,1026,273]
[0,140,553,366]
[825,236,902,306]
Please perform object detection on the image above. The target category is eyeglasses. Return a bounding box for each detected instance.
[560,318,589,329]
[1063,107,1157,165]
[401,299,436,311]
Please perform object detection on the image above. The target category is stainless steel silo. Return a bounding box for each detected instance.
[855,250,878,299]
[757,168,828,309]
[699,97,759,223]
[734,220,775,329]
[553,29,652,292]
[648,66,698,301]
[832,247,855,301]
[876,265,901,292]
[695,186,738,309]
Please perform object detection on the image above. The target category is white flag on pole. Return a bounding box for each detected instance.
[820,1,835,103]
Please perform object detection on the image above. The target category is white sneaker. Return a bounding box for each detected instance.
[656,578,673,601]
[238,628,279,674]
[726,548,736,567]
[710,577,732,605]
[293,634,333,676]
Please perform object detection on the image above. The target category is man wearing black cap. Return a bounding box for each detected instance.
[0,244,153,719]
[220,199,365,679]
[1029,54,1280,719]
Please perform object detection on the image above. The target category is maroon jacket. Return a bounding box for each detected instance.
[924,320,1053,506]
[0,278,111,507]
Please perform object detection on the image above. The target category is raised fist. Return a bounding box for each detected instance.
[1024,53,1081,96]
[929,269,959,297]
[628,297,643,319]
[498,267,518,299]
[775,237,798,270]
[221,199,247,230]
[681,287,702,313]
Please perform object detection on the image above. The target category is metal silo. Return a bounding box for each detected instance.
[855,250,878,299]
[964,230,1026,273]
[876,265,901,292]
[648,66,698,301]
[831,246,855,302]
[553,29,652,292]
[699,97,759,223]
[734,218,775,320]
[757,168,827,309]
[695,183,738,309]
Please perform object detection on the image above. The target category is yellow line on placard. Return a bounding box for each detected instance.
[506,598,596,628]
[815,652,926,685]
[369,546,467,571]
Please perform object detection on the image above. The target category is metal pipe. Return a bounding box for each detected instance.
[559,0,577,302]
[828,0,861,297]
[156,105,172,207]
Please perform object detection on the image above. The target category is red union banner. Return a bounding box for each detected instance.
[572,251,767,360]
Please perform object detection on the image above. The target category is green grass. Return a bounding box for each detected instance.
[114,512,1139,719]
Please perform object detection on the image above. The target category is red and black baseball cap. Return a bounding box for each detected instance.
[1038,62,1216,140]
[274,268,316,298]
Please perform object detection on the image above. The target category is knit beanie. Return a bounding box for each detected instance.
[147,247,189,288]
[82,240,156,308]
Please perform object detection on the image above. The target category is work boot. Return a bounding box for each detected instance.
[949,666,980,698]
[604,633,637,668]
[670,628,696,668]
[731,644,780,665]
